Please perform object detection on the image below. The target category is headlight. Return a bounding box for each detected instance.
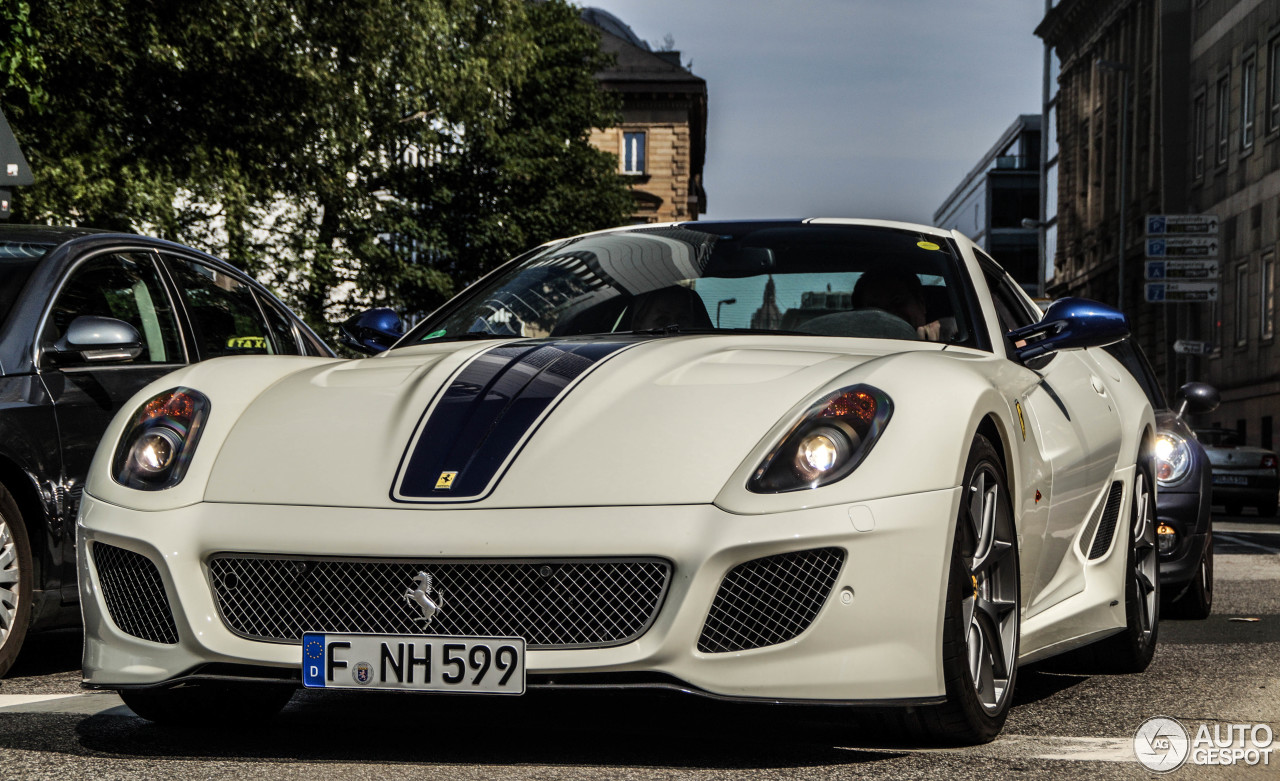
[113,388,210,490]
[749,384,893,493]
[1153,431,1191,486]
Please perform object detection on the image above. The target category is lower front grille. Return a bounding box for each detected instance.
[92,542,179,645]
[698,547,845,654]
[209,556,671,649]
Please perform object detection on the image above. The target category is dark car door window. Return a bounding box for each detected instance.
[43,252,184,364]
[164,255,274,358]
[256,292,303,355]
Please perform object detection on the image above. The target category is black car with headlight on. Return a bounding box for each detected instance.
[1104,339,1218,619]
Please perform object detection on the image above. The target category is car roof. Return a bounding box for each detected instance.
[0,224,110,247]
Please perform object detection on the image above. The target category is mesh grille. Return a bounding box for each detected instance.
[1088,481,1125,560]
[92,542,179,645]
[698,548,845,654]
[209,556,670,648]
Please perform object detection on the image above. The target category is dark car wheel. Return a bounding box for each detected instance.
[893,435,1019,744]
[1090,464,1160,672]
[0,483,33,678]
[120,682,295,727]
[1258,499,1278,518]
[1164,538,1213,620]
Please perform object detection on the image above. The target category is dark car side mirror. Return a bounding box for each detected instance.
[1175,382,1220,418]
[46,316,144,366]
[1006,298,1130,362]
[339,308,404,355]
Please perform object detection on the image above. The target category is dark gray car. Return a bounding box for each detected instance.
[0,225,332,676]
[1104,339,1217,619]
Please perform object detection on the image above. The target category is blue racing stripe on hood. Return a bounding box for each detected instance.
[395,337,644,500]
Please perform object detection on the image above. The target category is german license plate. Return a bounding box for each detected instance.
[301,633,525,694]
[1213,474,1248,485]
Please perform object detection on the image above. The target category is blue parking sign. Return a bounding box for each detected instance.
[1148,216,1166,234]
[1146,284,1166,302]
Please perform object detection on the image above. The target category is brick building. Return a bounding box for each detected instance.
[581,9,708,224]
[1038,0,1280,447]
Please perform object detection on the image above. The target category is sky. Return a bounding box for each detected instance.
[581,0,1049,225]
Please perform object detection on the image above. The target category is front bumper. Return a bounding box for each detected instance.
[79,488,960,704]
[1155,488,1210,586]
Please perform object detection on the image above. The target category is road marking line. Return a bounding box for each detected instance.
[0,692,127,715]
[1022,736,1135,762]
[1217,532,1280,554]
[0,694,81,708]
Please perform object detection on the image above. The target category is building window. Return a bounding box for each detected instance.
[1193,91,1206,179]
[1242,54,1257,150]
[1236,261,1249,346]
[623,131,646,175]
[1216,75,1230,165]
[1263,252,1276,340]
[1270,36,1280,133]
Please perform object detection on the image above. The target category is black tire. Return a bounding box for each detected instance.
[1163,539,1213,621]
[1089,464,1160,672]
[894,435,1020,745]
[0,482,34,679]
[1258,499,1277,518]
[119,682,295,727]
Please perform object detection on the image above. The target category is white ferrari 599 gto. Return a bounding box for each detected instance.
[78,220,1159,743]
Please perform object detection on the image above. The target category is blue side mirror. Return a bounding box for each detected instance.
[339,308,404,354]
[1006,298,1130,362]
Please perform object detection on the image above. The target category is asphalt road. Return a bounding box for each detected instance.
[1,514,1276,780]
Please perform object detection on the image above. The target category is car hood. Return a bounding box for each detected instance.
[203,335,943,508]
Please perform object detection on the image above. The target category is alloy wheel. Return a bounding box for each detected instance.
[0,515,19,648]
[960,463,1019,714]
[1131,470,1158,643]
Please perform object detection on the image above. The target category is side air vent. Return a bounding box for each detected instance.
[1088,481,1126,560]
[697,548,845,654]
[92,542,179,644]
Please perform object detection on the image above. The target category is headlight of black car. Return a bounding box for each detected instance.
[113,388,210,490]
[749,384,893,493]
[1153,431,1191,486]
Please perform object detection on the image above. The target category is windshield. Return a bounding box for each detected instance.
[402,223,979,347]
[0,242,50,327]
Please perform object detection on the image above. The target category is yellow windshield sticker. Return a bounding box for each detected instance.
[916,241,941,251]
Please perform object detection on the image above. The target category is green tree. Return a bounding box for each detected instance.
[2,0,632,328]
[0,0,45,112]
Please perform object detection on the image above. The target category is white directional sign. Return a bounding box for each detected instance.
[1146,214,1219,235]
[1145,237,1220,258]
[1145,281,1219,303]
[1145,260,1220,280]
[1173,340,1215,355]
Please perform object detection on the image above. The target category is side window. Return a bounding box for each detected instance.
[163,255,272,358]
[255,291,303,355]
[978,257,1037,336]
[44,253,183,364]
